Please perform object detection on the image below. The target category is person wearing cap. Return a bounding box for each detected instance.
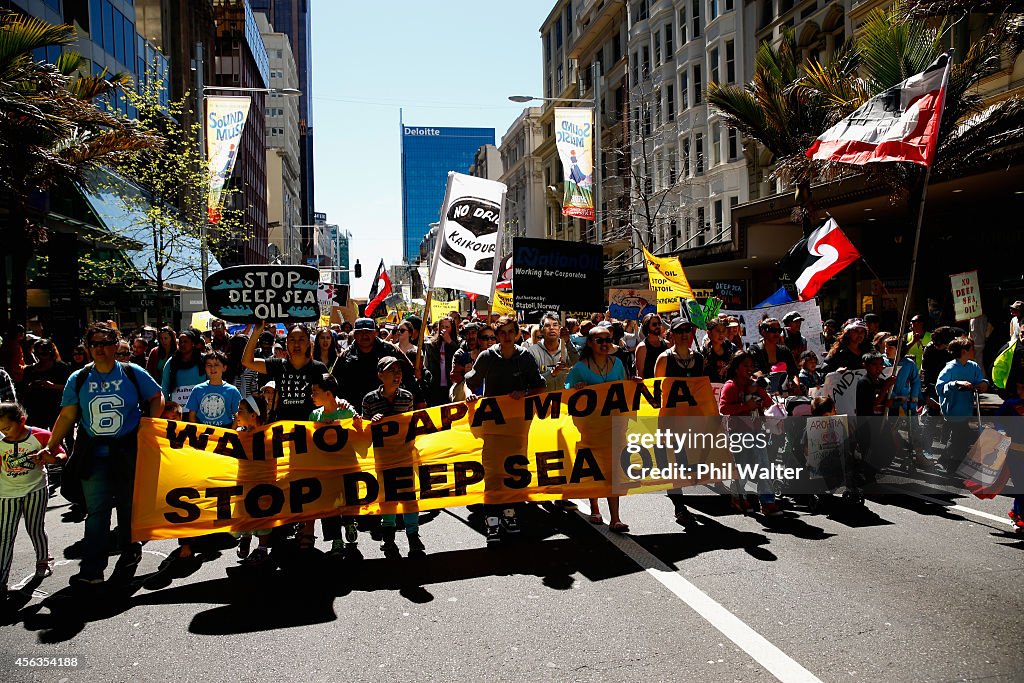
[782,311,808,359]
[724,316,745,350]
[360,356,423,558]
[161,329,206,406]
[905,314,932,369]
[1010,301,1023,342]
[242,322,326,422]
[332,318,425,411]
[465,315,546,543]
[821,320,868,375]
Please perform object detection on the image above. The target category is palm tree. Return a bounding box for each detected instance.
[0,11,160,327]
[706,31,836,236]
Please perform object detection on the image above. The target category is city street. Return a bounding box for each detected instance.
[2,486,1021,682]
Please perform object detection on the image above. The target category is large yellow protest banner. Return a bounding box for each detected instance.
[642,245,694,313]
[132,378,724,540]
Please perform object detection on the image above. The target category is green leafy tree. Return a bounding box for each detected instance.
[0,11,159,327]
[89,73,247,323]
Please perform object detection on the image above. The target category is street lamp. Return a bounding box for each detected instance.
[507,60,604,243]
[202,86,302,96]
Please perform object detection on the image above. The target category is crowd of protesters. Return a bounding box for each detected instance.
[0,298,1022,597]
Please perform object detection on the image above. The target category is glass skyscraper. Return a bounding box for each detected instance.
[401,124,495,264]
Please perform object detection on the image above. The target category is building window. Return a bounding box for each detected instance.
[728,127,738,159]
[665,23,674,56]
[695,133,704,174]
[545,31,551,62]
[714,199,724,237]
[693,64,702,104]
[710,47,719,84]
[726,0,734,10]
[683,137,691,176]
[666,84,675,121]
[710,0,719,22]
[556,17,563,49]
[632,51,639,83]
[680,70,688,110]
[679,7,687,44]
[654,31,661,66]
[668,149,678,184]
[557,63,564,92]
[643,104,653,136]
[655,90,662,126]
[641,45,650,80]
[691,0,701,38]
[711,122,721,166]
[670,219,679,249]
[697,206,706,245]
[726,40,736,83]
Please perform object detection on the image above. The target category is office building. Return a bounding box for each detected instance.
[400,123,495,263]
[258,12,302,265]
[249,0,315,247]
[497,106,545,250]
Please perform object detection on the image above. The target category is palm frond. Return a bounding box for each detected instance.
[858,4,946,92]
[0,11,74,74]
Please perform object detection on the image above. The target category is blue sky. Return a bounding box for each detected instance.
[311,0,554,298]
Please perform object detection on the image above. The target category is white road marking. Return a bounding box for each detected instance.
[571,500,824,683]
[900,491,1015,527]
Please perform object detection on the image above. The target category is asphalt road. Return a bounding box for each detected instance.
[1,480,1022,683]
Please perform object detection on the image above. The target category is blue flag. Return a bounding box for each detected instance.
[755,287,794,308]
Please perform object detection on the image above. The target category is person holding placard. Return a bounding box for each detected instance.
[242,322,326,422]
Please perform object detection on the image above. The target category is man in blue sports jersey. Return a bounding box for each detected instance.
[37,324,163,587]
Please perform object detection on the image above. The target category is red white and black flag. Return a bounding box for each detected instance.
[806,53,951,167]
[364,259,392,318]
[777,218,861,301]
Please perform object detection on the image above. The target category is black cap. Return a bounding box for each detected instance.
[377,355,400,372]
[782,311,804,324]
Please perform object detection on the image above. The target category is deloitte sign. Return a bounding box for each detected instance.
[403,127,441,136]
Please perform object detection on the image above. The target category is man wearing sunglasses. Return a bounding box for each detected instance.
[38,324,163,587]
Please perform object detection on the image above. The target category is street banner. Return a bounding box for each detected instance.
[491,289,515,316]
[512,237,604,314]
[430,298,460,321]
[131,378,721,540]
[642,245,694,313]
[950,270,981,322]
[204,264,320,323]
[691,281,747,309]
[608,289,657,321]
[554,107,595,220]
[431,172,507,295]
[205,96,250,224]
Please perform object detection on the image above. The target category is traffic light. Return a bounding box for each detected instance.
[354,260,362,278]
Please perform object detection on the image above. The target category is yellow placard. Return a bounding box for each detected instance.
[642,245,694,313]
[131,378,725,540]
[189,311,213,332]
[430,298,460,322]
[492,289,515,315]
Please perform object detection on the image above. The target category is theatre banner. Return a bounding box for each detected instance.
[554,107,595,220]
[131,378,722,540]
[205,96,250,223]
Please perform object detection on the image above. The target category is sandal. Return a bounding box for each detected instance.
[35,558,53,579]
[588,514,603,524]
[609,522,630,533]
[298,533,316,550]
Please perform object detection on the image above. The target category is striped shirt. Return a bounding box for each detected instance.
[361,386,415,419]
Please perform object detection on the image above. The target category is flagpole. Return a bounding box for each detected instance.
[886,51,951,419]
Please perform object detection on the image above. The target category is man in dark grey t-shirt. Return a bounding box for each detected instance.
[465,316,545,544]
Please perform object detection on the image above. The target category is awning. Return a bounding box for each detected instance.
[76,167,221,291]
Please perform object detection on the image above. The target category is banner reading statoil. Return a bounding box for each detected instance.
[205,96,251,224]
[554,107,595,221]
[131,378,723,540]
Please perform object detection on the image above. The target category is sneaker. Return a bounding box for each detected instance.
[760,502,784,518]
[674,510,699,530]
[485,517,501,544]
[34,557,54,579]
[344,543,363,561]
[244,547,270,566]
[500,509,521,535]
[110,546,142,581]
[344,520,359,544]
[328,539,346,556]
[407,532,425,556]
[1009,510,1024,529]
[236,535,252,560]
[69,573,103,588]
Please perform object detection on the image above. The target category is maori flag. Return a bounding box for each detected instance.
[364,259,392,318]
[806,53,950,168]
[777,219,860,301]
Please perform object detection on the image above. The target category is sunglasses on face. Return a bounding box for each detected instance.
[764,328,783,334]
[116,351,131,357]
[593,338,613,345]
[479,335,496,341]
[88,339,116,348]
